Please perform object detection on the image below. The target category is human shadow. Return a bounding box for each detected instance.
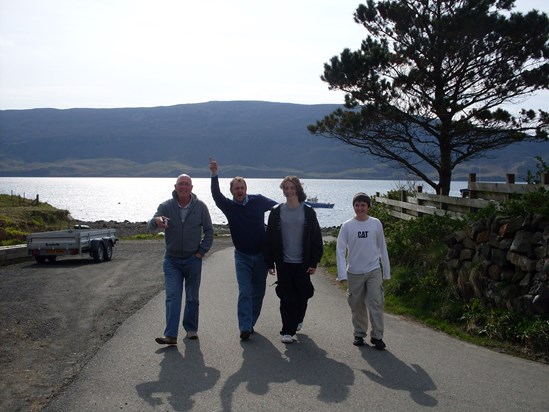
[220,333,288,411]
[220,333,354,410]
[283,334,354,402]
[136,341,220,411]
[360,346,438,407]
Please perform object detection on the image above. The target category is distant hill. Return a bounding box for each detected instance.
[0,100,546,181]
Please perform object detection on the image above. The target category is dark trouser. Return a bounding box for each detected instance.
[275,262,314,336]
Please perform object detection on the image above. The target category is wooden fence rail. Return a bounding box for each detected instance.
[374,173,549,221]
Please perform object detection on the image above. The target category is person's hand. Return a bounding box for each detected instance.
[155,216,169,229]
[209,157,218,175]
[269,268,276,276]
[306,267,316,275]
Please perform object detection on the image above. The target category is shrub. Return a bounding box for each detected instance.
[369,199,399,231]
[320,240,338,276]
[501,187,549,218]
[386,214,465,267]
[460,299,549,352]
[523,156,548,185]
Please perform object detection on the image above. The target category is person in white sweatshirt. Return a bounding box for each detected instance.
[336,192,391,350]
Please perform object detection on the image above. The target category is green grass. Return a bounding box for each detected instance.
[322,251,548,362]
[121,233,164,241]
[0,194,71,246]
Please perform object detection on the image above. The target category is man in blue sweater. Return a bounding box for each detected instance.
[209,158,277,340]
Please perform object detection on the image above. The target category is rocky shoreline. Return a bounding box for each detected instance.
[79,220,337,239]
[78,220,232,238]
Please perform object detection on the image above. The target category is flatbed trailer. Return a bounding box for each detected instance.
[27,227,118,263]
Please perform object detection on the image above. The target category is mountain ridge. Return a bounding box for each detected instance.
[0,100,546,181]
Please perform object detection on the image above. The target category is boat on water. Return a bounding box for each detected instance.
[305,196,334,209]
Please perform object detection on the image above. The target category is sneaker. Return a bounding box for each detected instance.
[296,322,303,332]
[281,334,294,343]
[370,338,386,350]
[353,336,365,347]
[186,331,198,340]
[155,336,177,345]
[240,330,250,341]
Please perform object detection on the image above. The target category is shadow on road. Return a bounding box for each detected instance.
[360,346,438,407]
[136,341,220,411]
[220,332,354,410]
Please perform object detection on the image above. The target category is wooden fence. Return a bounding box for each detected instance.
[374,173,549,221]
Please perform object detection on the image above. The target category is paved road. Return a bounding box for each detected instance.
[45,246,547,411]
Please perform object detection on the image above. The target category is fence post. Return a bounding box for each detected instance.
[542,173,549,185]
[468,173,477,199]
[506,174,515,184]
[415,186,424,217]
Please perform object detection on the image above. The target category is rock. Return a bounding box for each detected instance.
[506,251,537,273]
[532,286,549,316]
[509,231,533,254]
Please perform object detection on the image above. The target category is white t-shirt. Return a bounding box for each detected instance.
[336,216,391,281]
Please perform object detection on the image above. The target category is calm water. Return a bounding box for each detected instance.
[0,177,468,228]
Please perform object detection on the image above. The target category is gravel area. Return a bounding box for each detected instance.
[0,221,233,412]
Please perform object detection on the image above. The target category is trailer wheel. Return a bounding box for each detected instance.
[35,256,46,264]
[92,244,105,263]
[103,242,113,261]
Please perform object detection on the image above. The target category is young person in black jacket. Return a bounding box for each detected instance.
[264,176,323,343]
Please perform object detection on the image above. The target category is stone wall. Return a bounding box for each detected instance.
[443,213,549,317]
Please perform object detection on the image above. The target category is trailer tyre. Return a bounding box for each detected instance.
[46,256,57,263]
[35,256,46,264]
[103,242,113,261]
[92,243,105,263]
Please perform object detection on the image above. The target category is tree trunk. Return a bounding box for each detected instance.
[438,169,452,195]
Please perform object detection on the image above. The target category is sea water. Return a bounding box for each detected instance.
[0,177,468,228]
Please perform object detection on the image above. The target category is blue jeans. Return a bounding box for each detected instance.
[162,255,202,337]
[234,250,268,332]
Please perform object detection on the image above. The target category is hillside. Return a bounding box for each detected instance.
[0,101,546,180]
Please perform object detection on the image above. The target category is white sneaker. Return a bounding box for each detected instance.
[281,334,293,343]
[296,322,303,331]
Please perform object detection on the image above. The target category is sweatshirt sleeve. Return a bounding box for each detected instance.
[147,202,166,231]
[198,203,214,256]
[309,209,323,268]
[263,209,276,269]
[210,175,230,211]
[377,221,391,279]
[336,223,348,281]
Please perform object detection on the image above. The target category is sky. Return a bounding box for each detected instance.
[0,0,547,111]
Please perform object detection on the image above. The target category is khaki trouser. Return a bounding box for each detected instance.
[347,268,384,339]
